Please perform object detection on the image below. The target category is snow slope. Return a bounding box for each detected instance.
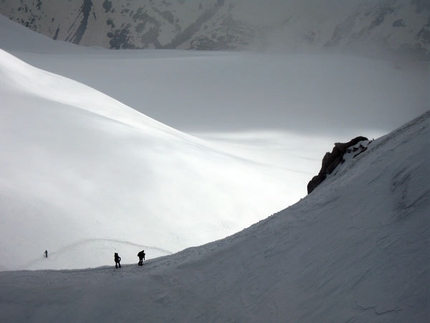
[1,12,428,273]
[0,13,329,272]
[0,48,301,271]
[0,111,428,323]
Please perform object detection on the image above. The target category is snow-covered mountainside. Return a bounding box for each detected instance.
[0,111,428,322]
[1,7,428,275]
[0,47,301,271]
[1,0,429,59]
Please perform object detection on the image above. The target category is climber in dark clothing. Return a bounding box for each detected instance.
[114,252,121,268]
[137,250,145,266]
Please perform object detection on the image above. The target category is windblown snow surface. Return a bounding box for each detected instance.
[0,111,429,322]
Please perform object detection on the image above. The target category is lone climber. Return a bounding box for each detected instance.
[114,252,121,268]
[137,250,145,266]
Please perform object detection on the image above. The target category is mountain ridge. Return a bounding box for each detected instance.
[1,0,429,59]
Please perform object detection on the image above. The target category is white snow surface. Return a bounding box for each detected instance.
[0,111,429,322]
[3,13,424,271]
[0,16,330,271]
[0,14,429,322]
[1,48,308,270]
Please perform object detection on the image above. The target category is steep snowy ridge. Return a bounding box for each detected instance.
[1,0,429,59]
[0,112,428,322]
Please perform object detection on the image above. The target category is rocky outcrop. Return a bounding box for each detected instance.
[307,136,370,194]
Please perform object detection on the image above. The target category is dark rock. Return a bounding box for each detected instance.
[307,136,369,194]
[307,173,327,195]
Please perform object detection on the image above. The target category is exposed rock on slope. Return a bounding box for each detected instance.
[307,136,371,194]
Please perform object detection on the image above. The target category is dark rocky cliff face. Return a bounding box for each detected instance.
[0,0,429,60]
[65,0,93,45]
[307,137,371,194]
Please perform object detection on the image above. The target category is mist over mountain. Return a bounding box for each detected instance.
[1,0,429,59]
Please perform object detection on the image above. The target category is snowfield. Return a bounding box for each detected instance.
[0,12,429,323]
[0,111,428,322]
[1,48,306,270]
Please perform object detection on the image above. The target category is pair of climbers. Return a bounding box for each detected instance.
[113,250,146,268]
